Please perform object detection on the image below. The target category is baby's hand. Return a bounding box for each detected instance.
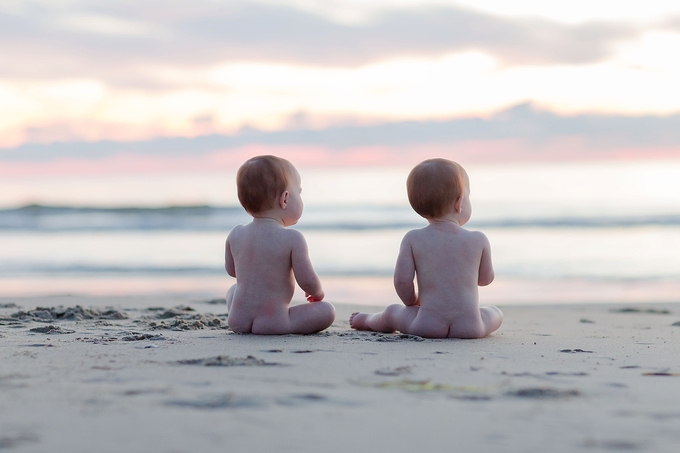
[306,291,324,302]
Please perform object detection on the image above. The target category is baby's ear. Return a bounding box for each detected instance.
[454,196,463,213]
[279,190,289,209]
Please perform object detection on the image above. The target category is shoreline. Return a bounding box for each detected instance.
[1,275,680,306]
[2,295,680,452]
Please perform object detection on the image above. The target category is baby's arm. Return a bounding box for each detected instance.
[394,233,418,306]
[290,230,324,302]
[477,232,494,286]
[224,231,237,278]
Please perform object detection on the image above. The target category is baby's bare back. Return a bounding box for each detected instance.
[351,222,500,338]
[404,224,492,335]
[225,220,332,335]
[227,222,297,319]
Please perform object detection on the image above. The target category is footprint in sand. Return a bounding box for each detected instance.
[29,325,75,334]
[120,333,166,341]
[0,434,39,449]
[164,394,264,409]
[507,388,581,399]
[165,393,338,410]
[375,366,412,376]
[173,355,281,367]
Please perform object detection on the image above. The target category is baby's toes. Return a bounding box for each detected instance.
[349,312,369,330]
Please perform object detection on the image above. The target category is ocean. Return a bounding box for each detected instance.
[1,159,679,304]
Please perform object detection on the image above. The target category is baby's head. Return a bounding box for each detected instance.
[236,155,300,216]
[407,158,469,220]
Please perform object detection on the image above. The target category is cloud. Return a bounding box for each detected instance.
[175,4,638,65]
[662,15,680,30]
[52,12,160,37]
[3,104,680,164]
[0,1,640,88]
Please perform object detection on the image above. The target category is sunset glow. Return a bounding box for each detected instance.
[1,0,679,207]
[2,1,680,148]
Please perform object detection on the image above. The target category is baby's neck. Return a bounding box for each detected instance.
[427,214,462,227]
[251,215,285,226]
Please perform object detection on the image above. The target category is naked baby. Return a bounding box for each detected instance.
[350,158,503,339]
[225,155,335,334]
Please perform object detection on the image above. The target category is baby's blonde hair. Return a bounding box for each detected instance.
[407,158,467,219]
[237,155,294,214]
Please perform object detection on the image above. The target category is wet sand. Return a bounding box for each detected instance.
[2,295,680,452]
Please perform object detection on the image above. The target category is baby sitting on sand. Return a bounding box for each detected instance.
[225,155,335,334]
[350,158,503,338]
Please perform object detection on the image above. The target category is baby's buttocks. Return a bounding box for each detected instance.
[405,307,451,338]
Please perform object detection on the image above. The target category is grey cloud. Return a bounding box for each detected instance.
[174,5,638,65]
[662,16,680,30]
[0,1,640,87]
[3,104,680,162]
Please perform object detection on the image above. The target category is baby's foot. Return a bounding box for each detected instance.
[349,312,370,330]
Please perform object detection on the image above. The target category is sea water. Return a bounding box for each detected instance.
[1,159,679,304]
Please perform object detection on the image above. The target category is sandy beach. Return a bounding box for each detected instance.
[2,295,680,453]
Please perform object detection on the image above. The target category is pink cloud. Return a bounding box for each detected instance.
[1,140,679,178]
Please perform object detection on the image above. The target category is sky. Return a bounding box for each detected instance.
[2,0,680,189]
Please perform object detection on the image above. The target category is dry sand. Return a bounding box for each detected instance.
[2,295,680,453]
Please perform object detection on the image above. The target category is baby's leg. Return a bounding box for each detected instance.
[286,301,336,334]
[226,285,236,313]
[479,305,503,337]
[350,304,419,333]
[349,310,393,333]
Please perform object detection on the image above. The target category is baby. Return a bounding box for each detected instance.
[350,158,503,339]
[225,155,335,334]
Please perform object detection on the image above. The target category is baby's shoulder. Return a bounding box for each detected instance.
[401,227,427,244]
[231,224,246,232]
[281,227,307,246]
[461,229,490,248]
[226,224,246,241]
